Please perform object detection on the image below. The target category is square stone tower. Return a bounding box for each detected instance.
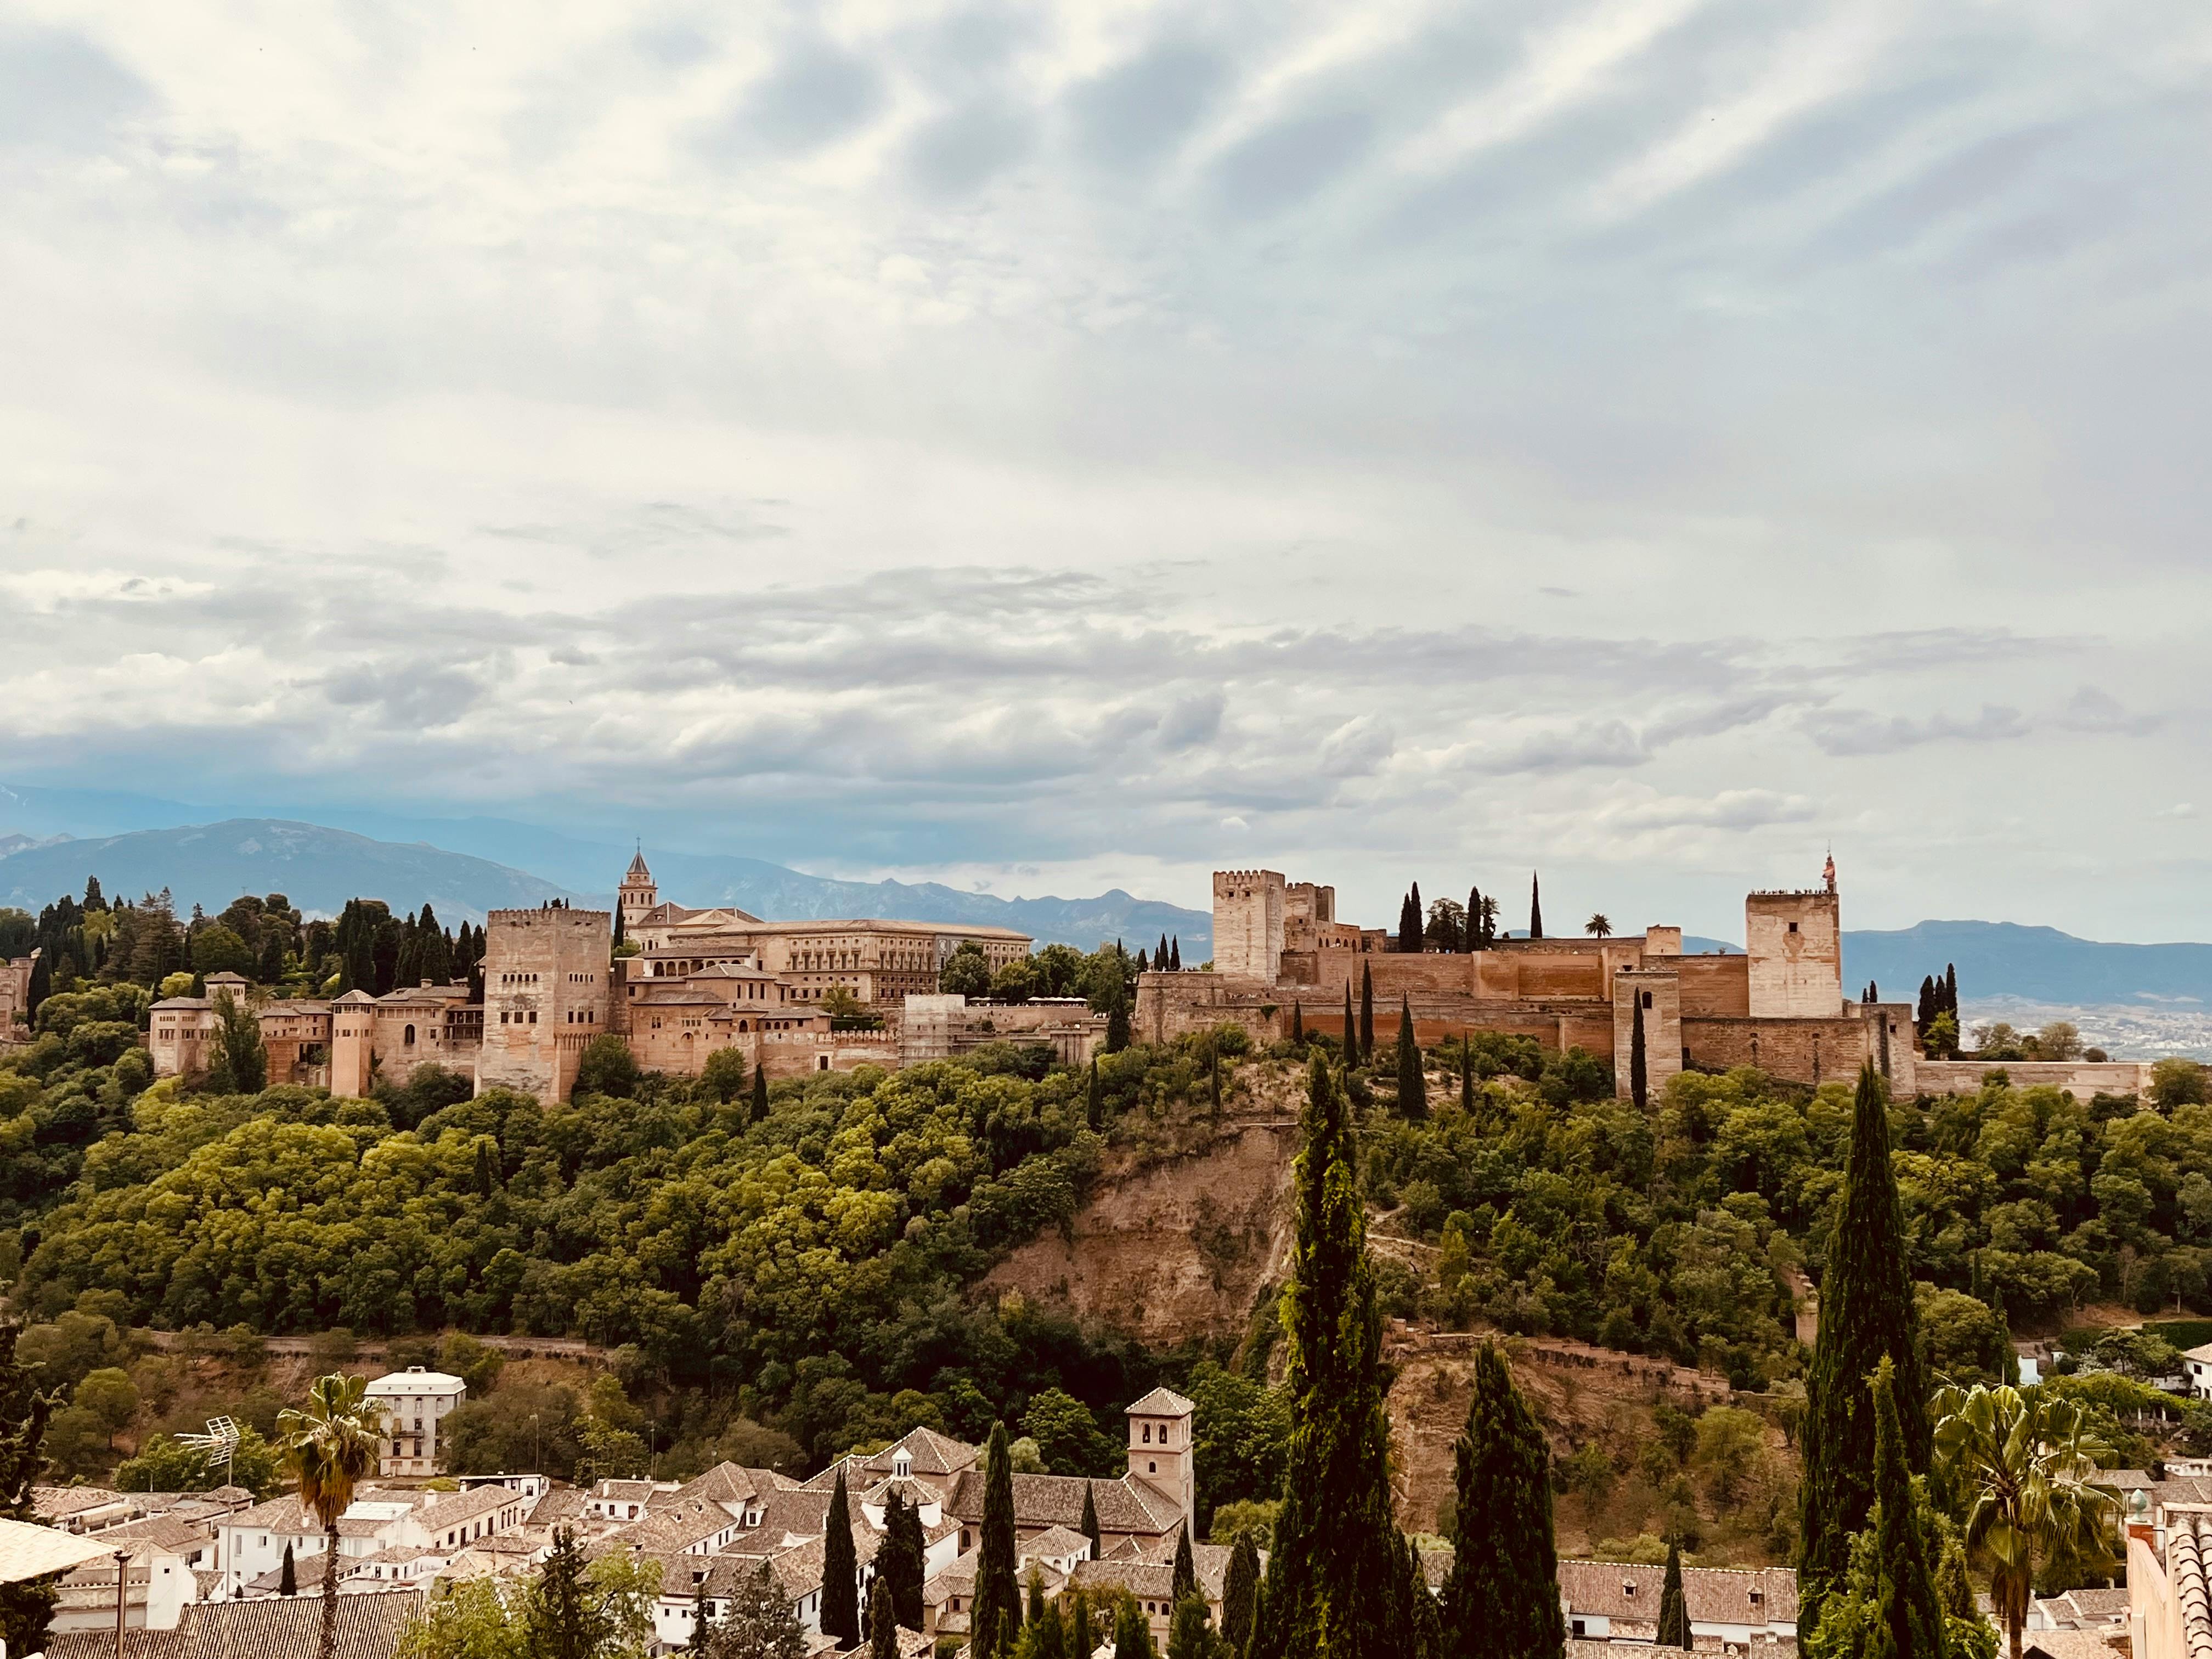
[476,907,613,1102]
[1746,889,1843,1018]
[1212,871,1286,982]
[330,989,377,1098]
[1124,1385,1196,1534]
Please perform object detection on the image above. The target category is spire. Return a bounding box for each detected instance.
[626,842,652,881]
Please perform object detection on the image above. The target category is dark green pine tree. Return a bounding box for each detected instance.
[1342,984,1357,1057]
[1066,1594,1094,1659]
[1086,1058,1103,1132]
[1917,977,1936,1026]
[1079,1482,1102,1558]
[1136,947,1150,974]
[867,1577,900,1659]
[972,1423,1022,1658]
[1398,1532,1444,1659]
[1173,1526,1198,1603]
[1209,1048,1222,1118]
[0,1313,58,1658]
[1114,1594,1159,1659]
[1400,884,1424,955]
[1656,1536,1687,1648]
[822,1465,859,1648]
[474,1137,500,1199]
[1630,992,1649,1111]
[1943,963,1958,1018]
[1158,933,1171,970]
[882,1490,925,1628]
[280,1542,297,1596]
[1867,1356,1947,1659]
[1291,1002,1305,1045]
[1358,963,1374,1065]
[1396,996,1426,1120]
[1797,1061,1930,1642]
[1249,1056,1406,1659]
[1107,997,1131,1053]
[1437,1340,1564,1659]
[1528,873,1543,940]
[752,1058,770,1126]
[1459,1039,1474,1114]
[1467,886,1484,950]
[1222,1531,1260,1656]
[611,900,625,950]
[526,1527,616,1659]
[1170,936,1181,971]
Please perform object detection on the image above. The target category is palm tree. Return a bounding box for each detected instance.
[1585,915,1612,938]
[1932,1381,2121,1659]
[279,1373,387,1659]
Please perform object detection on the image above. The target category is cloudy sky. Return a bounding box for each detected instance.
[3,0,2209,940]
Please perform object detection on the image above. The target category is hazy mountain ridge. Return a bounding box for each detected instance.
[1843,919,2212,1008]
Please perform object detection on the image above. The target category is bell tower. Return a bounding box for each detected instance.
[619,848,657,932]
[1124,1386,1197,1534]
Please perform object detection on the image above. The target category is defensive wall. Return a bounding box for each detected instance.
[1911,1058,2156,1101]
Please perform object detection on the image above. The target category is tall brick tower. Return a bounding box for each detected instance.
[475,907,613,1102]
[1124,1386,1197,1536]
[1746,873,1844,1019]
[618,849,658,933]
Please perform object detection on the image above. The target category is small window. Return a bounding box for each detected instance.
[1148,1460,1157,1474]
[1788,921,1799,933]
[1640,991,1652,1010]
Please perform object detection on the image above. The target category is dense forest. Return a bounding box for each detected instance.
[5,905,2211,1562]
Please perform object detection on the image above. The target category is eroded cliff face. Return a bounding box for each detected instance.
[981,1119,1300,1346]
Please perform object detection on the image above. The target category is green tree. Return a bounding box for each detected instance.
[210,986,267,1093]
[752,1059,770,1125]
[1358,964,1374,1065]
[1251,1057,1406,1659]
[1656,1536,1688,1648]
[943,944,992,999]
[1173,1526,1198,1604]
[71,1366,138,1450]
[574,1035,641,1099]
[281,1542,297,1596]
[1395,997,1425,1120]
[822,1465,859,1648]
[1107,996,1131,1054]
[397,1577,519,1659]
[1222,1530,1260,1656]
[115,1424,281,1498]
[191,923,256,979]
[1024,1389,1114,1476]
[1079,1482,1102,1558]
[702,1561,805,1659]
[972,1423,1022,1658]
[1437,1340,1564,1659]
[1166,1595,1212,1659]
[1113,1593,1158,1659]
[1932,1381,2120,1659]
[868,1578,899,1659]
[701,1047,749,1107]
[1866,1357,1948,1659]
[1630,992,1648,1111]
[1528,873,1543,940]
[1799,1063,1929,1640]
[0,1313,55,1659]
[279,1372,388,1659]
[1341,985,1355,1057]
[1585,914,1611,938]
[879,1489,924,1628]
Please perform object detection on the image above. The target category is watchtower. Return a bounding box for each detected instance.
[477,907,614,1102]
[1124,1386,1196,1533]
[1746,887,1843,1018]
[1212,870,1285,982]
[330,990,377,1098]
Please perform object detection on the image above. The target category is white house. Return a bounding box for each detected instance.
[364,1365,469,1476]
[2182,1342,2212,1399]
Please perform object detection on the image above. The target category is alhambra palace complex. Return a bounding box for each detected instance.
[92,851,2151,1103]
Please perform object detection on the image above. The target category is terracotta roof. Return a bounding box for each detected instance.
[99,1516,210,1553]
[1068,1559,1177,1603]
[2164,1519,2210,1659]
[853,1428,982,1482]
[674,1463,783,1513]
[527,1488,590,1527]
[1124,1387,1196,1419]
[35,1487,128,1520]
[1019,1526,1092,1562]
[1555,1560,1797,1626]
[2021,1635,2132,1659]
[944,1473,1180,1538]
[45,1585,421,1659]
[610,1499,740,1554]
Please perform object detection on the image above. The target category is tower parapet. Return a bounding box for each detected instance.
[1211,870,1286,982]
[475,906,613,1102]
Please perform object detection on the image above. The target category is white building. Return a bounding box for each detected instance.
[364,1365,468,1475]
[2181,1342,2212,1399]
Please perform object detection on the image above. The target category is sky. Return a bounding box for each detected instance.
[3,0,2210,943]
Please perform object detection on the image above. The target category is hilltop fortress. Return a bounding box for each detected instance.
[1138,860,2153,1101]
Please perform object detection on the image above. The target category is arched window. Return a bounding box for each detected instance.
[403,1024,416,1045]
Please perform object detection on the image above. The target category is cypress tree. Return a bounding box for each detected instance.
[1159,933,1171,970]
[1917,977,1936,1026]
[1172,1526,1198,1603]
[1656,1536,1687,1647]
[1136,947,1150,974]
[1528,873,1543,940]
[752,1058,769,1126]
[1114,1595,1158,1659]
[1459,1038,1473,1114]
[1,1313,58,1658]
[1630,992,1649,1111]
[1079,1482,1102,1558]
[1067,1593,1093,1659]
[1943,964,1958,1017]
[881,1489,925,1628]
[474,1138,499,1198]
[1026,1567,1048,1632]
[1399,1532,1444,1659]
[1222,1531,1260,1656]
[1291,1002,1305,1045]
[822,1465,859,1647]
[1107,995,1131,1054]
[1867,1356,1946,1659]
[1342,984,1356,1057]
[1797,1062,1929,1641]
[1209,1048,1222,1118]
[1396,996,1426,1120]
[1166,1596,1211,1659]
[1400,885,1424,955]
[1467,886,1483,950]
[1358,963,1374,1065]
[1437,1340,1564,1659]
[280,1542,297,1596]
[1086,1058,1103,1132]
[973,1424,1021,1658]
[867,1578,899,1659]
[1249,1056,1404,1659]
[1170,936,1181,972]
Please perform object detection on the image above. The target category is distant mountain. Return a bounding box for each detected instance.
[1844,921,2212,1008]
[0,817,1214,952]
[0,820,578,922]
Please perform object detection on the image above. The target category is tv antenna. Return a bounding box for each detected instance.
[177,1416,241,1488]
